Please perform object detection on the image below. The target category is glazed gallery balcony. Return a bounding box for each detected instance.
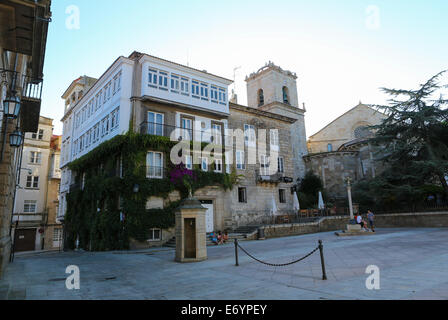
[139,122,225,145]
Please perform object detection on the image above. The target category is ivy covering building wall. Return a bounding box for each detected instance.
[64,132,240,251]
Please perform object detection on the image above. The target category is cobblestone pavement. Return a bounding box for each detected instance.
[1,228,448,300]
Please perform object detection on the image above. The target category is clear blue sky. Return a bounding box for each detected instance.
[41,0,448,135]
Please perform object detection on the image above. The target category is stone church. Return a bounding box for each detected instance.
[304,103,387,200]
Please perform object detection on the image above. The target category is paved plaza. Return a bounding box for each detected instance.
[1,228,448,300]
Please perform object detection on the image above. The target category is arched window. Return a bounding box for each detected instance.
[258,89,264,106]
[282,86,289,104]
[327,143,333,152]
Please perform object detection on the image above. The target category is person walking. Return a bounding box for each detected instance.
[367,210,375,232]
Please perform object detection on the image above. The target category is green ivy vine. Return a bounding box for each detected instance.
[64,131,241,251]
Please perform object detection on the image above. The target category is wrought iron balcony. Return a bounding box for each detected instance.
[255,168,284,184]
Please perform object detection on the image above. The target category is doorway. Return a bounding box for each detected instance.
[200,200,214,233]
[14,228,36,252]
[184,218,196,259]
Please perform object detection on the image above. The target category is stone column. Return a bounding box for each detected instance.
[175,196,207,263]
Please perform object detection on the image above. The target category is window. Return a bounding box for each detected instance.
[101,116,109,137]
[282,86,289,104]
[107,82,111,100]
[192,80,200,98]
[213,159,222,173]
[238,187,247,203]
[211,123,222,144]
[79,134,84,151]
[181,117,193,140]
[111,107,120,130]
[147,111,164,136]
[103,86,107,103]
[26,175,39,189]
[211,86,218,103]
[89,100,94,117]
[258,89,264,106]
[201,157,208,172]
[24,200,37,213]
[218,88,226,104]
[180,77,189,95]
[98,90,102,106]
[148,68,158,87]
[148,228,161,241]
[270,129,279,151]
[278,157,284,173]
[200,83,208,100]
[327,143,333,152]
[53,228,63,245]
[92,123,98,142]
[260,155,270,175]
[31,129,44,140]
[185,155,192,170]
[279,189,286,203]
[30,151,41,164]
[244,124,256,146]
[147,151,163,178]
[117,72,121,91]
[236,150,245,170]
[159,71,168,90]
[171,74,180,93]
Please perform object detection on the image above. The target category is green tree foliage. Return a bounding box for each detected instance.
[354,71,448,211]
[297,171,325,209]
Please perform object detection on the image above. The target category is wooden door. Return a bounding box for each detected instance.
[184,218,196,258]
[15,229,36,252]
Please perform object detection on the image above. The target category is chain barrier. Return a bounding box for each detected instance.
[234,239,328,280]
[236,242,319,267]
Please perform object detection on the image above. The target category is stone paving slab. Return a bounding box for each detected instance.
[1,228,448,300]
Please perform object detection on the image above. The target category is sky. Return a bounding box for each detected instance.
[41,0,448,136]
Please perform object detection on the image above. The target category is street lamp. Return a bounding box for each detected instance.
[3,92,21,119]
[344,176,354,220]
[9,127,23,147]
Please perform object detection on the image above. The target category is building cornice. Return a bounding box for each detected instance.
[303,150,359,162]
[229,102,297,123]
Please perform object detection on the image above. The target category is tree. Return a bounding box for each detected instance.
[369,70,448,203]
[297,171,325,209]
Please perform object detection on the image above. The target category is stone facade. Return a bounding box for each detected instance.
[304,104,387,200]
[225,103,298,228]
[307,103,386,154]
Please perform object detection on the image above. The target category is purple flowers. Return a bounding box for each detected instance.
[169,163,196,191]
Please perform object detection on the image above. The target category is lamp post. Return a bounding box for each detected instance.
[344,176,354,220]
[3,92,21,119]
[9,127,23,148]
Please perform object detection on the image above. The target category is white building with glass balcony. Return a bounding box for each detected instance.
[58,52,233,229]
